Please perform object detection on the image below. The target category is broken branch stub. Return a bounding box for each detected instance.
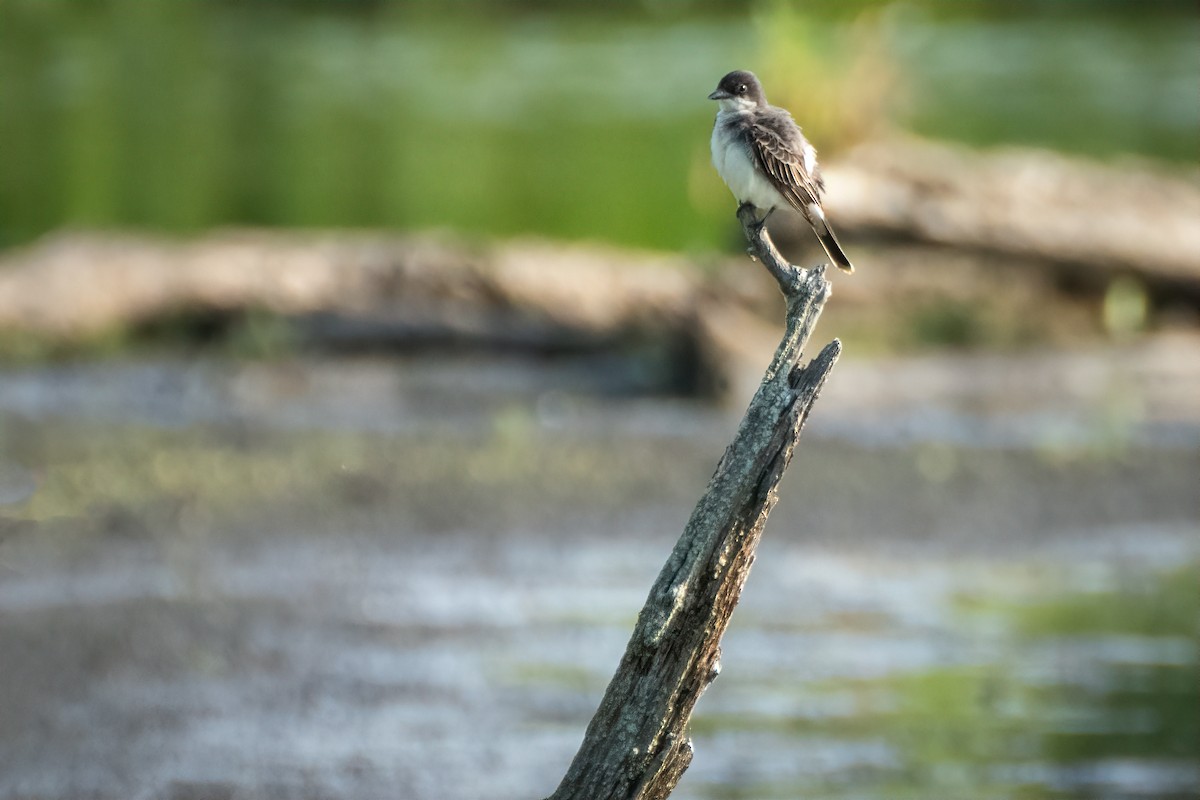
[546,211,841,800]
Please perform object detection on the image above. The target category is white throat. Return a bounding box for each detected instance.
[715,96,758,114]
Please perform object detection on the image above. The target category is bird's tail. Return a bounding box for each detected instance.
[807,205,854,273]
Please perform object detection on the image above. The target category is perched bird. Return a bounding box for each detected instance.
[708,70,854,273]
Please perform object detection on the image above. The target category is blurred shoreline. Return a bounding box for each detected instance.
[1,140,1198,451]
[3,138,1198,333]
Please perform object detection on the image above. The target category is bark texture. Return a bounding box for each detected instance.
[546,204,841,800]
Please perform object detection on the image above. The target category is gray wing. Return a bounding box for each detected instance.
[748,111,825,215]
[750,110,855,272]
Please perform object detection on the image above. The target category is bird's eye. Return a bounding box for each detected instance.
[737,84,747,94]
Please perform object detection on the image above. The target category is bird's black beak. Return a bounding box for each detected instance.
[708,89,731,101]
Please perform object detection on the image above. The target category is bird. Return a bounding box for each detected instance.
[708,70,854,273]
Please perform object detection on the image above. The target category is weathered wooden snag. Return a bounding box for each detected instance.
[547,205,841,800]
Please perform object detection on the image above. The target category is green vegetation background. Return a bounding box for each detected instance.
[1,0,1196,251]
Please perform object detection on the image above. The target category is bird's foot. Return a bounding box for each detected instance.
[741,204,773,236]
[736,202,763,231]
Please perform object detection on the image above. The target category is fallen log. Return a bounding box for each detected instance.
[0,231,706,341]
[807,137,1200,296]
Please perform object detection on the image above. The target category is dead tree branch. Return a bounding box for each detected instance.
[546,205,841,800]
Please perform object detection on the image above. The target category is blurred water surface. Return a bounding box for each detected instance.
[0,355,1196,799]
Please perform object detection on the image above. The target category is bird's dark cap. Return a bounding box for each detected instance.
[708,70,766,104]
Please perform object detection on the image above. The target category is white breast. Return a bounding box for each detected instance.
[710,114,785,212]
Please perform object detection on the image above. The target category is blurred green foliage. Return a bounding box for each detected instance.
[0,0,1195,250]
[1013,563,1198,639]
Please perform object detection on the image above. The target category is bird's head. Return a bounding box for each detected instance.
[707,70,766,111]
